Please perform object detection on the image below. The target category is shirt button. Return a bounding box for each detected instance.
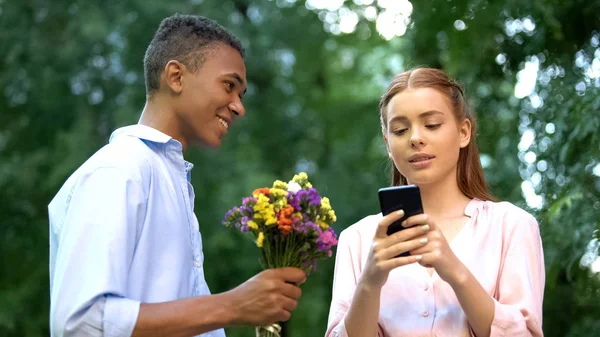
[422,310,429,317]
[424,284,429,291]
[194,260,201,267]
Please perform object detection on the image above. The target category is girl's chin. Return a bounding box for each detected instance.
[402,174,438,186]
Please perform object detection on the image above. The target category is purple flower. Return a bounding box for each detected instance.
[306,188,321,206]
[240,216,250,232]
[295,190,308,206]
[287,191,301,211]
[293,221,308,234]
[224,207,237,219]
[239,205,254,217]
[291,188,321,210]
[222,207,239,226]
[242,197,257,206]
[294,220,319,235]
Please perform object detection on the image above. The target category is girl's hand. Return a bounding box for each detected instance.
[403,214,467,285]
[360,210,431,289]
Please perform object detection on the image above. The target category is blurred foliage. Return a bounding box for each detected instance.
[1,0,599,336]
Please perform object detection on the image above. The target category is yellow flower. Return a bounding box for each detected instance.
[292,212,303,220]
[257,194,270,204]
[321,197,331,211]
[306,182,312,188]
[269,188,288,198]
[265,213,277,226]
[272,180,288,190]
[328,209,337,222]
[253,194,271,212]
[274,199,288,211]
[293,172,308,182]
[317,220,329,230]
[253,194,277,226]
[248,220,259,230]
[256,232,265,247]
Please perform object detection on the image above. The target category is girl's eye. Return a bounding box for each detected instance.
[426,124,441,130]
[393,128,407,135]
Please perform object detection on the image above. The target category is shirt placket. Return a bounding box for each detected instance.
[423,275,435,331]
[184,162,205,296]
[171,147,202,296]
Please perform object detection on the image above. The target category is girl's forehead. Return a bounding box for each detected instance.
[388,88,453,117]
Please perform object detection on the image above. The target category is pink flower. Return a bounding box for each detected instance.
[317,228,338,252]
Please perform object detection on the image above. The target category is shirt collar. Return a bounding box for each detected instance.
[464,198,484,217]
[109,124,173,144]
[110,124,193,177]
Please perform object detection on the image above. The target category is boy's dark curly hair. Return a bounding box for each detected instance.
[143,14,244,97]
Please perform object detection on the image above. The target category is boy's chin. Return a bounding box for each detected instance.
[196,136,222,149]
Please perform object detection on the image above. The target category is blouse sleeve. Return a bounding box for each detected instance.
[490,211,545,337]
[325,227,384,337]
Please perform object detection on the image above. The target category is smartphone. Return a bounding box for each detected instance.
[378,185,424,256]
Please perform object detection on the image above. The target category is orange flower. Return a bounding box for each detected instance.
[281,205,294,217]
[278,222,292,235]
[252,187,270,197]
[277,205,295,235]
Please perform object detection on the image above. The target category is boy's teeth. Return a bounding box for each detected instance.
[218,117,228,129]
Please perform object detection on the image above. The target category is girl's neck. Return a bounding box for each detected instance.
[414,172,471,220]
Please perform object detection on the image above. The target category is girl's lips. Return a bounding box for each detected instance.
[408,153,436,162]
[409,158,434,169]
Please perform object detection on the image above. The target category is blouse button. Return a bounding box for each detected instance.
[422,310,430,317]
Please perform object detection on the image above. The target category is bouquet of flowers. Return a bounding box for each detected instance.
[222,172,338,337]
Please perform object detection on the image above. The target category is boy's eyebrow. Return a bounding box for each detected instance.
[224,72,247,94]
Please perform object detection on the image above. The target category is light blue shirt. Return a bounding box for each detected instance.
[48,125,225,337]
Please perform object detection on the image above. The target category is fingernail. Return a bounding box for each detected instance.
[396,209,404,217]
[401,220,408,228]
[420,238,428,244]
[415,255,423,261]
[421,224,430,231]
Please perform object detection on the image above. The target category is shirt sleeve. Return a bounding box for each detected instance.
[325,229,384,337]
[50,167,146,337]
[490,212,545,337]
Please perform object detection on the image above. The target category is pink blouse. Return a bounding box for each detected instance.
[326,199,545,337]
